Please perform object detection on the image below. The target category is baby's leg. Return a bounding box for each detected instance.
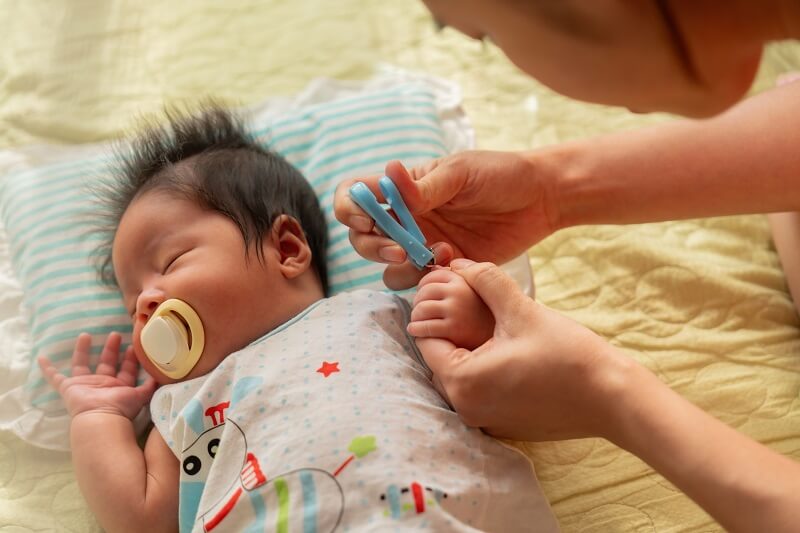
[408,267,495,350]
[769,212,800,314]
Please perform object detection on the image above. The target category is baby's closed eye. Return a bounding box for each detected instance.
[162,249,192,274]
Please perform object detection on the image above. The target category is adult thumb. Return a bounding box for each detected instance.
[451,260,530,323]
[384,159,458,215]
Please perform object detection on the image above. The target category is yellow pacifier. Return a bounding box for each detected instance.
[140,299,205,379]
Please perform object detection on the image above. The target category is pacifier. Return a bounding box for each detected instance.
[140,299,205,379]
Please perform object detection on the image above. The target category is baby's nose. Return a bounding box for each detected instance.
[135,289,166,322]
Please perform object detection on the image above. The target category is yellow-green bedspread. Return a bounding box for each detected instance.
[1,2,799,531]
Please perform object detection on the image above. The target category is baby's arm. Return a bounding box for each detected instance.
[408,267,495,350]
[38,333,179,533]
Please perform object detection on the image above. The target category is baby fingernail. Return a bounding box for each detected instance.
[351,215,372,232]
[379,245,406,263]
[450,258,475,270]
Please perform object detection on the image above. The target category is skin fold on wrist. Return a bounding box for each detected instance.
[523,140,592,234]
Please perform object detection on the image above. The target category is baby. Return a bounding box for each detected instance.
[38,107,557,532]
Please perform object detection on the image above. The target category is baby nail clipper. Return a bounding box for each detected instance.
[348,176,435,270]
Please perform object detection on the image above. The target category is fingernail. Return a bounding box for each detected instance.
[379,245,406,263]
[351,215,372,232]
[431,242,457,265]
[450,258,475,270]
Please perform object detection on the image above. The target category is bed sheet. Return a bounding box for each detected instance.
[2,1,800,532]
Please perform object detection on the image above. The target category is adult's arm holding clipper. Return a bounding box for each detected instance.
[334,80,800,289]
[334,152,559,289]
[414,260,800,533]
[37,333,179,533]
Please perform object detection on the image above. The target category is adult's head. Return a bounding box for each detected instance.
[423,0,799,117]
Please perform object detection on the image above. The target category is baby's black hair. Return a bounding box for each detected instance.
[96,104,329,295]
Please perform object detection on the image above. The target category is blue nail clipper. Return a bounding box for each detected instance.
[348,176,435,270]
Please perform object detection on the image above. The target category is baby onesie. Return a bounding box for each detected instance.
[151,289,558,532]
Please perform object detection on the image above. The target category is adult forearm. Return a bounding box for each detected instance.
[605,361,800,532]
[70,413,171,533]
[541,80,800,229]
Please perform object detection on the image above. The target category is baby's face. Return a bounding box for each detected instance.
[113,190,295,384]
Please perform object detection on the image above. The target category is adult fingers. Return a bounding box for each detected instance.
[336,156,455,231]
[333,173,385,232]
[385,159,462,216]
[450,260,531,327]
[348,229,407,264]
[335,158,440,230]
[430,373,453,410]
[383,243,455,290]
[412,336,470,387]
[383,160,424,210]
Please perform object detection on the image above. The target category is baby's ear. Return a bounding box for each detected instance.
[269,215,312,279]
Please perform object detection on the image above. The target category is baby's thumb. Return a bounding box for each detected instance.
[451,259,530,324]
[136,376,158,402]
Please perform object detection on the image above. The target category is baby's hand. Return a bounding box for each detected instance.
[38,332,156,420]
[408,267,495,350]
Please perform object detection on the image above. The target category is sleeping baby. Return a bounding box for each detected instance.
[37,106,558,532]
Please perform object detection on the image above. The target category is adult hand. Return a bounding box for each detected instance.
[334,151,559,289]
[414,260,800,532]
[411,259,635,442]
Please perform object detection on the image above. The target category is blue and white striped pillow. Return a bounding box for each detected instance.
[0,84,447,415]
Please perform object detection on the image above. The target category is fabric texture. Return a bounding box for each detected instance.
[1,1,799,532]
[152,290,557,532]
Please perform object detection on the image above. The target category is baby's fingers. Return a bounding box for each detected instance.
[407,318,449,339]
[135,377,158,404]
[70,333,93,376]
[117,346,140,387]
[96,332,123,376]
[37,356,66,391]
[410,300,447,323]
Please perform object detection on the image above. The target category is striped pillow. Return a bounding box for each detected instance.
[0,84,447,420]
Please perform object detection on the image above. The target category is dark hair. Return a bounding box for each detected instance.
[95,104,329,295]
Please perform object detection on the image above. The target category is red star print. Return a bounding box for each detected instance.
[316,361,340,378]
